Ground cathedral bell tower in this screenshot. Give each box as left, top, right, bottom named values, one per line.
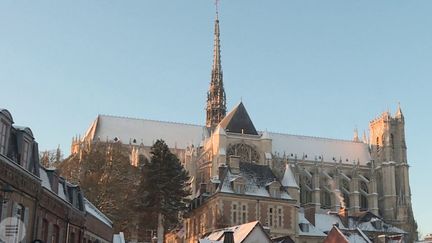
left=206, top=8, right=227, bottom=130
left=369, top=104, right=416, bottom=241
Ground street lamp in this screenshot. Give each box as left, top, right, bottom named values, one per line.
left=1, top=183, right=14, bottom=203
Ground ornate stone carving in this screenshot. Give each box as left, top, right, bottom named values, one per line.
left=227, top=143, right=259, bottom=163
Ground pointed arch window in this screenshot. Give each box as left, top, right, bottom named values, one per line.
left=360, top=181, right=369, bottom=211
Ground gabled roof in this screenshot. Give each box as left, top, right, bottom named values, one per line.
left=219, top=102, right=258, bottom=135
left=200, top=221, right=272, bottom=243
left=324, top=226, right=372, bottom=243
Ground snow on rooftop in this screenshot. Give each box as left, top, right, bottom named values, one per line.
left=269, top=132, right=371, bottom=165
left=314, top=212, right=347, bottom=232
left=84, top=198, right=113, bottom=227
left=86, top=115, right=206, bottom=149
left=202, top=221, right=260, bottom=243
left=58, top=183, right=67, bottom=201
left=281, top=163, right=298, bottom=188
left=346, top=233, right=370, bottom=243
left=297, top=213, right=327, bottom=237
left=39, top=168, right=51, bottom=190
left=82, top=115, right=372, bottom=165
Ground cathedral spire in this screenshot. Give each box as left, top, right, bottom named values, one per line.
left=206, top=1, right=226, bottom=129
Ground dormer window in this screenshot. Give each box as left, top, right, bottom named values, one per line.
left=0, top=121, right=8, bottom=154
left=232, top=177, right=246, bottom=194
left=21, top=140, right=31, bottom=169
left=267, top=181, right=281, bottom=198
left=0, top=109, right=13, bottom=156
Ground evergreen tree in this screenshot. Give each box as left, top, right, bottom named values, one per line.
left=137, top=139, right=190, bottom=242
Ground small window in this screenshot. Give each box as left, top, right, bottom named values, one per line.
left=21, top=141, right=30, bottom=169
left=0, top=121, right=8, bottom=154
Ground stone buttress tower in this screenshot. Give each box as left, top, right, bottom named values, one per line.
left=369, top=104, right=417, bottom=240
left=206, top=11, right=226, bottom=130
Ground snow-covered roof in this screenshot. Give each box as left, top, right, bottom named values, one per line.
left=82, top=115, right=372, bottom=165
left=314, top=212, right=347, bottom=232
left=201, top=221, right=265, bottom=243
left=298, top=212, right=327, bottom=237
left=39, top=168, right=52, bottom=190
left=269, top=132, right=371, bottom=165
left=281, top=163, right=298, bottom=188
left=58, top=183, right=67, bottom=201
left=84, top=115, right=206, bottom=149
left=84, top=198, right=113, bottom=227
left=220, top=162, right=292, bottom=199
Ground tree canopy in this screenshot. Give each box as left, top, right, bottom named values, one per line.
left=137, top=139, right=191, bottom=229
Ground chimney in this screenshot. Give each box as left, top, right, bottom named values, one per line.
left=223, top=230, right=234, bottom=243
left=200, top=183, right=207, bottom=195
left=229, top=155, right=240, bottom=174
left=219, top=164, right=228, bottom=181
left=304, top=203, right=316, bottom=226
left=338, top=207, right=348, bottom=227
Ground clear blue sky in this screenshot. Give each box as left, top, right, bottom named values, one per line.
left=1, top=0, right=431, bottom=237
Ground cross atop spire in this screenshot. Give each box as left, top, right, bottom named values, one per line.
left=206, top=1, right=226, bottom=129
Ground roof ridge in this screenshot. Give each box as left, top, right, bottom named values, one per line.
left=98, top=114, right=204, bottom=128
left=266, top=130, right=365, bottom=144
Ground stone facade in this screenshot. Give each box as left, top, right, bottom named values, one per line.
left=0, top=108, right=113, bottom=243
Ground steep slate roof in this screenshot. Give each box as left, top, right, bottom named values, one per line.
left=218, top=102, right=258, bottom=135
left=281, top=163, right=299, bottom=188
left=219, top=162, right=292, bottom=199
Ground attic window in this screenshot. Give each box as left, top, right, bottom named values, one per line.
left=0, top=120, right=9, bottom=155
left=21, top=140, right=31, bottom=169
left=114, top=137, right=119, bottom=142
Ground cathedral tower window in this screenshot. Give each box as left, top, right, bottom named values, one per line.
left=376, top=137, right=380, bottom=153
left=360, top=181, right=369, bottom=211
left=227, top=143, right=260, bottom=163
